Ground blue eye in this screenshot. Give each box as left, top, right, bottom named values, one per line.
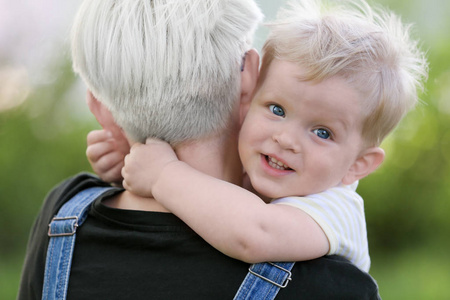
left=269, top=104, right=285, bottom=117
left=313, top=128, right=331, bottom=139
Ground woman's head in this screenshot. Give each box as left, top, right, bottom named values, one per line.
left=72, top=0, right=263, bottom=144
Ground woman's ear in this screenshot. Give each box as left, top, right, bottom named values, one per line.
left=86, top=90, right=125, bottom=138
left=239, top=49, right=259, bottom=124
left=342, top=147, right=385, bottom=185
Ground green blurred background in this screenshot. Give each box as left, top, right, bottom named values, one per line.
left=1, top=0, right=449, bottom=299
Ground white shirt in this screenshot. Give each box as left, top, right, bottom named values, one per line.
left=271, top=182, right=370, bottom=272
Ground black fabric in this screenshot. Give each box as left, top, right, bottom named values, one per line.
left=18, top=173, right=381, bottom=300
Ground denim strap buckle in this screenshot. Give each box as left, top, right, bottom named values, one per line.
left=248, top=262, right=292, bottom=288
left=48, top=216, right=79, bottom=237
left=42, top=186, right=115, bottom=300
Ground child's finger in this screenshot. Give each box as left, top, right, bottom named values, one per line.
left=94, top=151, right=125, bottom=174
left=121, top=166, right=130, bottom=189
left=145, top=137, right=166, bottom=145
left=86, top=141, right=115, bottom=163
left=99, top=161, right=124, bottom=184
left=87, top=130, right=112, bottom=145
left=145, top=138, right=172, bottom=154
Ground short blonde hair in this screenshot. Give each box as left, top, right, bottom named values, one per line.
left=260, top=0, right=428, bottom=146
left=72, top=0, right=263, bottom=144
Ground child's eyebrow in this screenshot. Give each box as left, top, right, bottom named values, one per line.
left=308, top=110, right=353, bottom=133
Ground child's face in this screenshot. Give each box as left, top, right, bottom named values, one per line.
left=238, top=59, right=366, bottom=198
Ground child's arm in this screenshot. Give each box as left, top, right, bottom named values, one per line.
left=122, top=139, right=329, bottom=263
left=86, top=129, right=130, bottom=185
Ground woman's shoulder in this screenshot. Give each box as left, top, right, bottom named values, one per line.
left=35, top=173, right=109, bottom=232
left=47, top=172, right=109, bottom=208
left=286, top=255, right=380, bottom=299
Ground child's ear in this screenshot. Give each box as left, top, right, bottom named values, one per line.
left=342, top=147, right=385, bottom=185
left=86, top=90, right=125, bottom=138
left=240, top=49, right=259, bottom=124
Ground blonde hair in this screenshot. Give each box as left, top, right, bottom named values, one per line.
left=72, top=0, right=263, bottom=144
left=260, top=0, right=428, bottom=146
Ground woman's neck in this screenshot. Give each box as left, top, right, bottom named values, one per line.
left=106, top=129, right=243, bottom=212
left=175, top=131, right=243, bottom=187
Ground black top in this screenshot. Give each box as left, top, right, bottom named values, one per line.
left=18, top=173, right=381, bottom=299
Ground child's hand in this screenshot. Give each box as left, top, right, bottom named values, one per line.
left=86, top=129, right=130, bottom=185
left=122, top=138, right=179, bottom=198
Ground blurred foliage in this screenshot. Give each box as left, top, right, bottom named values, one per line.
left=1, top=1, right=450, bottom=299
left=0, top=60, right=98, bottom=299
left=360, top=37, right=450, bottom=253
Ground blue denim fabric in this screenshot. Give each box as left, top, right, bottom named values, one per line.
left=234, top=262, right=295, bottom=300
left=42, top=187, right=113, bottom=300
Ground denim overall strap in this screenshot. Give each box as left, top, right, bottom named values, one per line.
left=234, top=262, right=295, bottom=300
left=42, top=186, right=113, bottom=300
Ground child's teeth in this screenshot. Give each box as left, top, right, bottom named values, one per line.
left=269, top=156, right=289, bottom=169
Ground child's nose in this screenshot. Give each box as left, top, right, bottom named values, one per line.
left=272, top=129, right=301, bottom=153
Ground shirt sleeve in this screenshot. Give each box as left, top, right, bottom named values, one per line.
left=271, top=183, right=371, bottom=272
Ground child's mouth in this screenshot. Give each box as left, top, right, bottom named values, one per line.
left=266, top=155, right=292, bottom=171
